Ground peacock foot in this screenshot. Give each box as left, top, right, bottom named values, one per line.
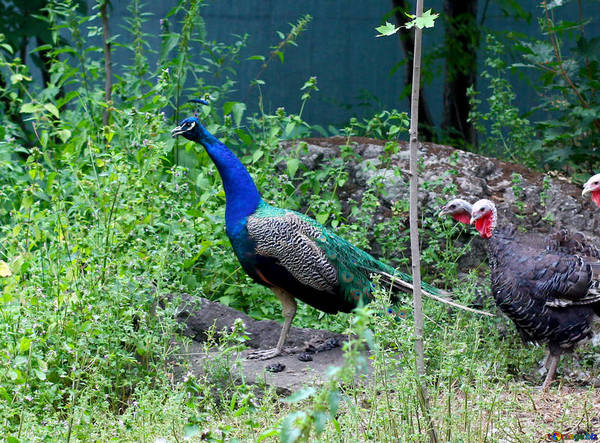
left=246, top=348, right=282, bottom=360
left=246, top=347, right=296, bottom=360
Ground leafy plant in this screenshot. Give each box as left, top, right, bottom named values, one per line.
left=468, top=35, right=537, bottom=166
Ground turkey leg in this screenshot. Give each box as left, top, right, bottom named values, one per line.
left=541, top=352, right=560, bottom=391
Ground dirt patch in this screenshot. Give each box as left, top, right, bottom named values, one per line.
left=174, top=295, right=362, bottom=394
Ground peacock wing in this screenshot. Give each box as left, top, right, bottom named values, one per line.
left=248, top=205, right=388, bottom=306
left=246, top=209, right=339, bottom=294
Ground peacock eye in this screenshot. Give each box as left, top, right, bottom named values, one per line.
left=450, top=204, right=455, bottom=209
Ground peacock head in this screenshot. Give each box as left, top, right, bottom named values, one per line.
left=171, top=116, right=205, bottom=142
left=469, top=199, right=497, bottom=239
left=439, top=198, right=472, bottom=225
left=171, top=99, right=211, bottom=143
left=582, top=173, right=600, bottom=208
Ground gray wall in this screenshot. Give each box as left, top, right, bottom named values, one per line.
left=102, top=0, right=599, bottom=129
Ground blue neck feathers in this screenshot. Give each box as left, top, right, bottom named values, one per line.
left=193, top=129, right=262, bottom=231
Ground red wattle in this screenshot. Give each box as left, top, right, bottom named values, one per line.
left=592, top=190, right=600, bottom=209
left=453, top=212, right=472, bottom=225
left=475, top=214, right=493, bottom=238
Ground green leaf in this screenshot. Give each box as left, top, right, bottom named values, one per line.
left=20, top=103, right=40, bottom=114
left=286, top=158, right=300, bottom=178
left=314, top=411, right=329, bottom=434
left=183, top=424, right=199, bottom=438
left=0, top=260, right=11, bottom=277
left=235, top=128, right=253, bottom=145
left=283, top=387, right=315, bottom=403
left=19, top=337, right=31, bottom=353
left=252, top=149, right=264, bottom=163
left=375, top=21, right=400, bottom=37
left=284, top=122, right=296, bottom=137
left=280, top=411, right=306, bottom=443
left=44, top=103, right=59, bottom=118
left=316, top=213, right=329, bottom=225
left=247, top=55, right=265, bottom=61
left=34, top=369, right=46, bottom=380
left=232, top=102, right=246, bottom=127
left=407, top=9, right=439, bottom=29
left=1, top=43, right=14, bottom=54
left=328, top=390, right=341, bottom=416
left=56, top=129, right=71, bottom=143
left=223, top=101, right=235, bottom=115
left=9, top=73, right=23, bottom=84
left=257, top=429, right=278, bottom=442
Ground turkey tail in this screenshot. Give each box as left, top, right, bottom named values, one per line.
left=376, top=270, right=494, bottom=317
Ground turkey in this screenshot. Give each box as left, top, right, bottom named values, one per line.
left=171, top=113, right=484, bottom=360
left=468, top=199, right=600, bottom=390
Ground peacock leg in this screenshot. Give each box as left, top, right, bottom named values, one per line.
left=247, top=288, right=297, bottom=360
left=541, top=352, right=560, bottom=391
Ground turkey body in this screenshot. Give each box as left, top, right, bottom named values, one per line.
left=545, top=228, right=600, bottom=259
left=488, top=227, right=600, bottom=355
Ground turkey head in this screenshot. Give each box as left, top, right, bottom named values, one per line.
left=439, top=198, right=472, bottom=225
left=469, top=199, right=497, bottom=239
left=582, top=173, right=600, bottom=208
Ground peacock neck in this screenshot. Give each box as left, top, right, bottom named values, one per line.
left=199, top=133, right=262, bottom=232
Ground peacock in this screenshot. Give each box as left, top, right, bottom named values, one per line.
left=171, top=110, right=487, bottom=360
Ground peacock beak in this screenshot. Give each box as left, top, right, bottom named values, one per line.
left=469, top=215, right=477, bottom=225
left=438, top=206, right=449, bottom=217
left=171, top=125, right=185, bottom=137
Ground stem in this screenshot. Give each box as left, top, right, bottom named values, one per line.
left=100, top=0, right=113, bottom=126
left=542, top=1, right=585, bottom=107
left=409, top=0, right=425, bottom=384
left=408, top=1, right=439, bottom=441
left=101, top=182, right=121, bottom=284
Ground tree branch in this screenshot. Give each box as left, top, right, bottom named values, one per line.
left=408, top=1, right=439, bottom=441
left=391, top=0, right=435, bottom=141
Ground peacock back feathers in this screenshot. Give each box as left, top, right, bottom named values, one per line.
left=247, top=202, right=441, bottom=308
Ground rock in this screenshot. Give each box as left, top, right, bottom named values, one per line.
left=298, top=352, right=313, bottom=362
left=266, top=362, right=286, bottom=373
left=176, top=295, right=347, bottom=350
left=280, top=137, right=600, bottom=272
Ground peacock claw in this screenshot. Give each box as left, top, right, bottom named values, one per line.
left=246, top=347, right=295, bottom=360
left=246, top=348, right=281, bottom=360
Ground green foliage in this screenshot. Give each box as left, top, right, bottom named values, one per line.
left=471, top=1, right=600, bottom=173
left=375, top=9, right=439, bottom=37
left=516, top=0, right=600, bottom=171
left=468, top=35, right=538, bottom=166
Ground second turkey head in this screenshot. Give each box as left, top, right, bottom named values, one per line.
left=470, top=199, right=497, bottom=239
left=439, top=198, right=472, bottom=225
left=582, top=173, right=600, bottom=208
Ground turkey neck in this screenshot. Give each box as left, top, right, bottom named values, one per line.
left=484, top=227, right=517, bottom=278
left=196, top=132, right=262, bottom=233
